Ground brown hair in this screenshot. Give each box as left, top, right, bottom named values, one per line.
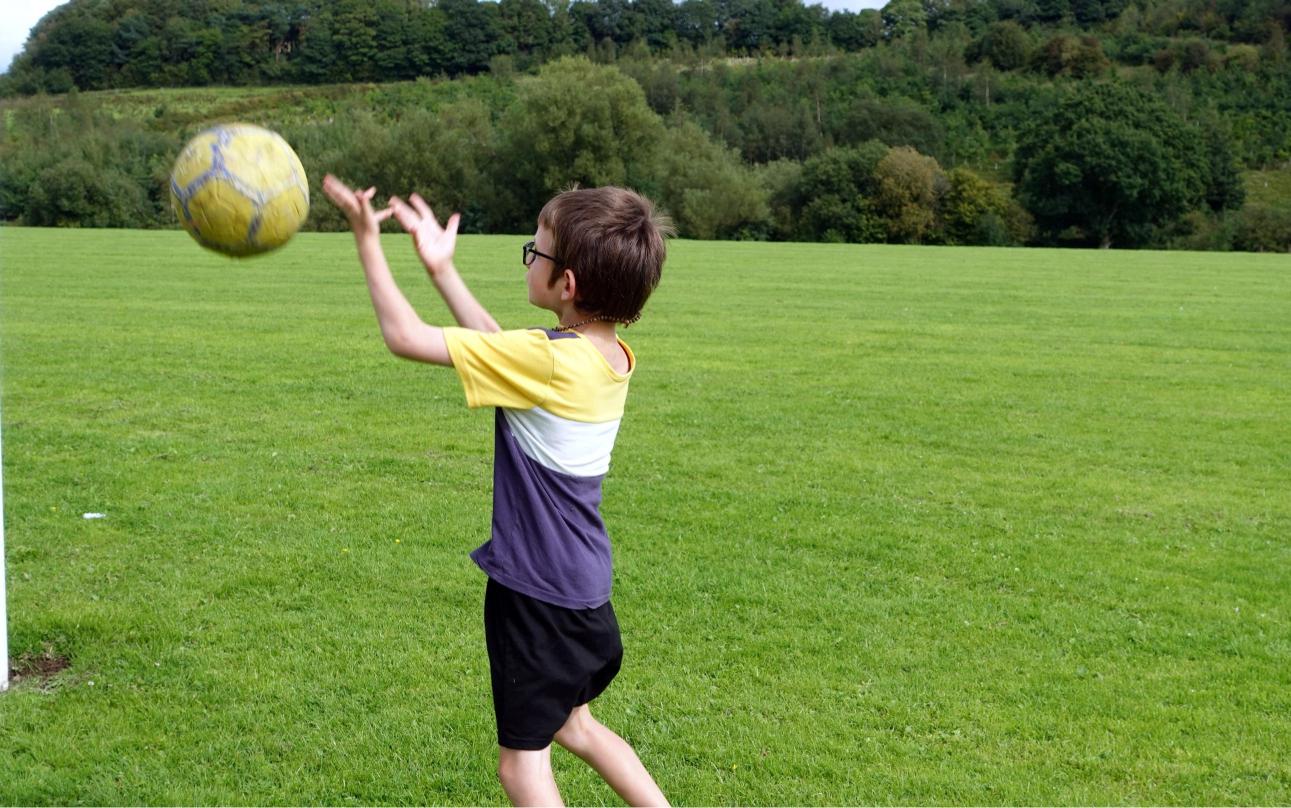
left=538, top=186, right=673, bottom=325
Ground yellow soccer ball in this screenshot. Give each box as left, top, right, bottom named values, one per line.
left=170, top=123, right=309, bottom=257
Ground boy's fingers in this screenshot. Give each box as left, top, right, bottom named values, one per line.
left=352, top=186, right=373, bottom=208
left=445, top=213, right=461, bottom=240
left=387, top=197, right=420, bottom=230
left=409, top=193, right=436, bottom=223
left=388, top=196, right=414, bottom=217
left=321, top=183, right=354, bottom=210
left=374, top=207, right=394, bottom=223
left=323, top=174, right=354, bottom=200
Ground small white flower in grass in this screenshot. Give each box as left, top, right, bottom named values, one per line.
left=83, top=513, right=106, bottom=519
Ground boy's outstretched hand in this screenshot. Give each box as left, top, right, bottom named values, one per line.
left=387, top=194, right=460, bottom=278
left=322, top=174, right=392, bottom=239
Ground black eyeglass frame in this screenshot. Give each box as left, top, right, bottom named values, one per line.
left=523, top=240, right=563, bottom=267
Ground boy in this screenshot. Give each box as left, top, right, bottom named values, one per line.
left=322, top=174, right=671, bottom=808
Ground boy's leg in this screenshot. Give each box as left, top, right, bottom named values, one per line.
left=553, top=704, right=669, bottom=807
left=497, top=745, right=563, bottom=807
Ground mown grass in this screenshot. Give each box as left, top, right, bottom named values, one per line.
left=1, top=228, right=1288, bottom=805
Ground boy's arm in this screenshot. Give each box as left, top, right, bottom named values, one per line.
left=388, top=194, right=501, bottom=334
left=323, top=175, right=452, bottom=366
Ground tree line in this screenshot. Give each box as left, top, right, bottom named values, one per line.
left=3, top=0, right=1288, bottom=94
left=4, top=56, right=1287, bottom=249
left=1, top=0, right=1289, bottom=250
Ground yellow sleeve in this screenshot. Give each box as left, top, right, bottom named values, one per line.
left=442, top=328, right=554, bottom=410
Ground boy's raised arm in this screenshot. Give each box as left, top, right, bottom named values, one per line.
left=388, top=194, right=501, bottom=334
left=323, top=174, right=453, bottom=366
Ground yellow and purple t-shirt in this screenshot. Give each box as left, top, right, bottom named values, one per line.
left=443, top=327, right=634, bottom=609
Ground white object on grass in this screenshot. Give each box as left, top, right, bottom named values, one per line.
left=83, top=513, right=106, bottom=520
left=1, top=416, right=8, bottom=692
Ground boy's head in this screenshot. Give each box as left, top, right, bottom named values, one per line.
left=535, top=186, right=673, bottom=325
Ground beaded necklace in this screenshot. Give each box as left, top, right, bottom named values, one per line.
left=553, top=312, right=641, bottom=332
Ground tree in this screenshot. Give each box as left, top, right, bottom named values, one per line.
left=676, top=0, right=720, bottom=46
left=1028, top=0, right=1070, bottom=24
left=653, top=116, right=769, bottom=239
left=332, top=0, right=380, bottom=81
left=882, top=0, right=928, bottom=40
left=873, top=145, right=944, bottom=243
left=1201, top=126, right=1246, bottom=213
left=629, top=0, right=680, bottom=50
left=32, top=13, right=115, bottom=90
left=738, top=99, right=822, bottom=161
left=406, top=7, right=451, bottom=77
left=828, top=95, right=945, bottom=161
left=293, top=10, right=338, bottom=83
left=755, top=158, right=803, bottom=240
left=827, top=10, right=880, bottom=50
left=1030, top=34, right=1109, bottom=77
left=793, top=141, right=889, bottom=242
left=1012, top=82, right=1207, bottom=248
left=159, top=18, right=224, bottom=85
left=496, top=57, right=665, bottom=229
left=968, top=20, right=1029, bottom=70
left=441, top=0, right=502, bottom=74
left=497, top=0, right=556, bottom=64
left=939, top=166, right=1027, bottom=245
left=721, top=0, right=779, bottom=53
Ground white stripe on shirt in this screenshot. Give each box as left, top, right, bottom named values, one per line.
left=502, top=406, right=621, bottom=477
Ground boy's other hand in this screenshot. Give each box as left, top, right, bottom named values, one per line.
left=388, top=194, right=460, bottom=277
left=322, top=174, right=392, bottom=239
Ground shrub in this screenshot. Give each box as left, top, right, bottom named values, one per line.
left=1232, top=205, right=1291, bottom=252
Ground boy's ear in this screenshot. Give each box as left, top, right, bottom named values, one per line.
left=559, top=268, right=578, bottom=302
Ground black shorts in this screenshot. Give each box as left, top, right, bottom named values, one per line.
left=483, top=578, right=623, bottom=750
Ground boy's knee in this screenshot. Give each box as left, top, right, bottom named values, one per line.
left=554, top=705, right=598, bottom=755
left=497, top=746, right=546, bottom=784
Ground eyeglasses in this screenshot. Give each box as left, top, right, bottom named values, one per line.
left=523, top=240, right=562, bottom=267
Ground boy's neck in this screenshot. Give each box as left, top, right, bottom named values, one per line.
left=554, top=307, right=616, bottom=339
left=556, top=316, right=617, bottom=340
left=572, top=319, right=618, bottom=342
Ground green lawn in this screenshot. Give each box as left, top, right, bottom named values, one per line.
left=1, top=228, right=1288, bottom=805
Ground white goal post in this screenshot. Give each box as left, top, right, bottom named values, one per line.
left=1, top=416, right=8, bottom=692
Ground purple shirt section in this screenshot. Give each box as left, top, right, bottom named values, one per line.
left=470, top=408, right=614, bottom=609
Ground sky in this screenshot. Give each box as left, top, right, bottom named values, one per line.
left=1, top=0, right=886, bottom=76
left=2, top=0, right=64, bottom=74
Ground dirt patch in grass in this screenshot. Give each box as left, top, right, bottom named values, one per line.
left=7, top=644, right=72, bottom=690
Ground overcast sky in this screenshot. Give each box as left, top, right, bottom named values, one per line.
left=2, top=0, right=887, bottom=75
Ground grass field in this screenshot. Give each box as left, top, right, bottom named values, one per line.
left=1, top=228, right=1288, bottom=804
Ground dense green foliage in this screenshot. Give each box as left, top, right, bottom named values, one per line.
left=3, top=229, right=1290, bottom=802
left=1013, top=82, right=1216, bottom=247
left=1, top=0, right=1289, bottom=249
left=5, top=0, right=1289, bottom=95
left=0, top=59, right=1040, bottom=246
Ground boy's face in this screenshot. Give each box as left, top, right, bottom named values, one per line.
left=525, top=224, right=563, bottom=311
